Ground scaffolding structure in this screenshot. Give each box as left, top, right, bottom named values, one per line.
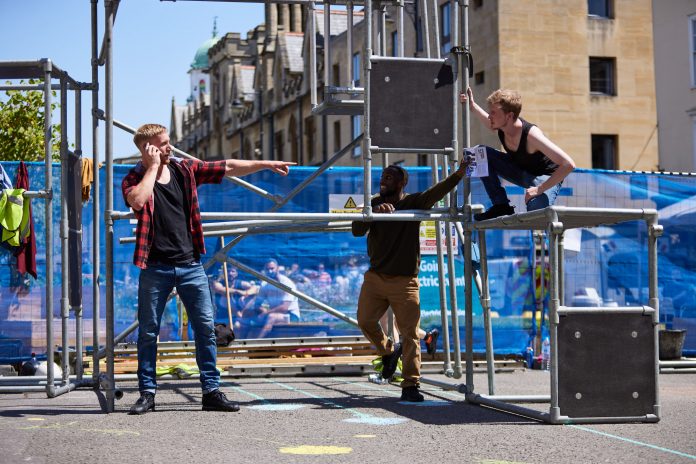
left=0, top=59, right=112, bottom=396
left=1, top=0, right=662, bottom=424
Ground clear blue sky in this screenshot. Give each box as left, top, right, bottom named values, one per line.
left=0, top=0, right=263, bottom=160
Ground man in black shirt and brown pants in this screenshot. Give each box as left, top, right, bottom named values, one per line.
left=352, top=163, right=466, bottom=402
left=460, top=87, right=576, bottom=221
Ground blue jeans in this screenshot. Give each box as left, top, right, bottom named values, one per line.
left=468, top=145, right=562, bottom=211
left=137, top=261, right=219, bottom=393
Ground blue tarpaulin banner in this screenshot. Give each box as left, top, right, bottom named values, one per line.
left=1, top=161, right=695, bottom=360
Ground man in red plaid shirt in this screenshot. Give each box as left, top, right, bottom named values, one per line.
left=122, top=123, right=293, bottom=415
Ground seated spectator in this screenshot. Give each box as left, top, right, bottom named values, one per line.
left=210, top=267, right=258, bottom=327
left=314, top=263, right=332, bottom=286
left=286, top=262, right=309, bottom=285
left=239, top=259, right=300, bottom=338
left=337, top=257, right=363, bottom=287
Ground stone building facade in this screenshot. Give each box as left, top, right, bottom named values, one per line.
left=652, top=0, right=696, bottom=172
left=172, top=0, right=658, bottom=171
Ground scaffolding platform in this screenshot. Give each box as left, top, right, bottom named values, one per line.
left=471, top=206, right=656, bottom=231
left=312, top=98, right=364, bottom=116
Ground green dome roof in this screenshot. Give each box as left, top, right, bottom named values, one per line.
left=191, top=35, right=220, bottom=70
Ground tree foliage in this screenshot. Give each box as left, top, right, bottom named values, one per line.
left=0, top=79, right=61, bottom=162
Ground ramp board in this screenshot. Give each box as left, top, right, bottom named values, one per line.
left=369, top=59, right=454, bottom=150
left=557, top=311, right=657, bottom=418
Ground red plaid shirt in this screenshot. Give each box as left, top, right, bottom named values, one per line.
left=121, top=158, right=227, bottom=269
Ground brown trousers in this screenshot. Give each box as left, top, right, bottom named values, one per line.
left=357, top=270, right=421, bottom=388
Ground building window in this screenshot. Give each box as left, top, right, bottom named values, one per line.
left=690, top=15, right=696, bottom=88
left=243, top=139, right=252, bottom=160
left=351, top=115, right=362, bottom=157
left=474, top=71, right=485, bottom=85
left=589, top=57, right=616, bottom=95
left=289, top=116, right=299, bottom=164
left=333, top=120, right=341, bottom=152
left=332, top=63, right=340, bottom=87
left=588, top=0, right=613, bottom=19
left=592, top=134, right=618, bottom=170
left=304, top=116, right=315, bottom=160
left=352, top=52, right=361, bottom=87
left=391, top=31, right=398, bottom=57
left=440, top=2, right=451, bottom=55
left=274, top=130, right=284, bottom=160
left=416, top=17, right=423, bottom=53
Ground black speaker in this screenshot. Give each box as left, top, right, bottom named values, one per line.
left=370, top=59, right=454, bottom=150
left=557, top=311, right=656, bottom=418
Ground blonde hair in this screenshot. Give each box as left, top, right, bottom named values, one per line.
left=133, top=124, right=167, bottom=148
left=487, top=89, right=522, bottom=120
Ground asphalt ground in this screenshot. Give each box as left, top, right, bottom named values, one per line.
left=1, top=370, right=695, bottom=464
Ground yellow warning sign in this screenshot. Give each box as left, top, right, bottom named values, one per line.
left=329, top=194, right=362, bottom=213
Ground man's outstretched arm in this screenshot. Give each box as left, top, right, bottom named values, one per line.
left=225, top=159, right=295, bottom=177
left=460, top=87, right=493, bottom=131
left=415, top=162, right=467, bottom=209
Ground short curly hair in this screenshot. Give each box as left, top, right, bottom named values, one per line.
left=487, top=89, right=522, bottom=120
left=385, top=164, right=409, bottom=186
left=133, top=123, right=167, bottom=148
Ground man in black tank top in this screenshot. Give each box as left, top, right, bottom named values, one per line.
left=460, top=88, right=576, bottom=221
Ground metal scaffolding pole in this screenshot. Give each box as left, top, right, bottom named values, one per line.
left=59, top=74, right=70, bottom=385
left=43, top=61, right=56, bottom=395
left=104, top=0, right=118, bottom=413
left=90, top=0, right=102, bottom=385
left=74, top=86, right=85, bottom=381
left=363, top=0, right=373, bottom=216
left=432, top=157, right=452, bottom=374
left=478, top=229, right=495, bottom=395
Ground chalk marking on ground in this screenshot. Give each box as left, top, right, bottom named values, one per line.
left=279, top=445, right=352, bottom=455
left=222, top=382, right=306, bottom=411
left=265, top=379, right=408, bottom=425
left=568, top=424, right=696, bottom=461
left=336, top=378, right=452, bottom=406
left=16, top=421, right=139, bottom=436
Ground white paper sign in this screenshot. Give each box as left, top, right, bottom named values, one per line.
left=563, top=228, right=582, bottom=253
left=464, top=145, right=489, bottom=178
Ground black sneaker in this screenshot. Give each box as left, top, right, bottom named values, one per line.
left=381, top=342, right=402, bottom=380
left=129, top=392, right=155, bottom=415
left=202, top=390, right=240, bottom=412
left=400, top=386, right=425, bottom=402
left=473, top=203, right=515, bottom=221
left=424, top=329, right=439, bottom=356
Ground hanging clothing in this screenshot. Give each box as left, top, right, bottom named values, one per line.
left=0, top=163, right=12, bottom=190
left=0, top=188, right=29, bottom=247
left=81, top=157, right=94, bottom=203
left=14, top=162, right=37, bottom=279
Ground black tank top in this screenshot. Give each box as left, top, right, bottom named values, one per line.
left=148, top=164, right=196, bottom=265
left=497, top=119, right=557, bottom=176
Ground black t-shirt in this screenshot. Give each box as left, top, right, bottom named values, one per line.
left=148, top=164, right=196, bottom=265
